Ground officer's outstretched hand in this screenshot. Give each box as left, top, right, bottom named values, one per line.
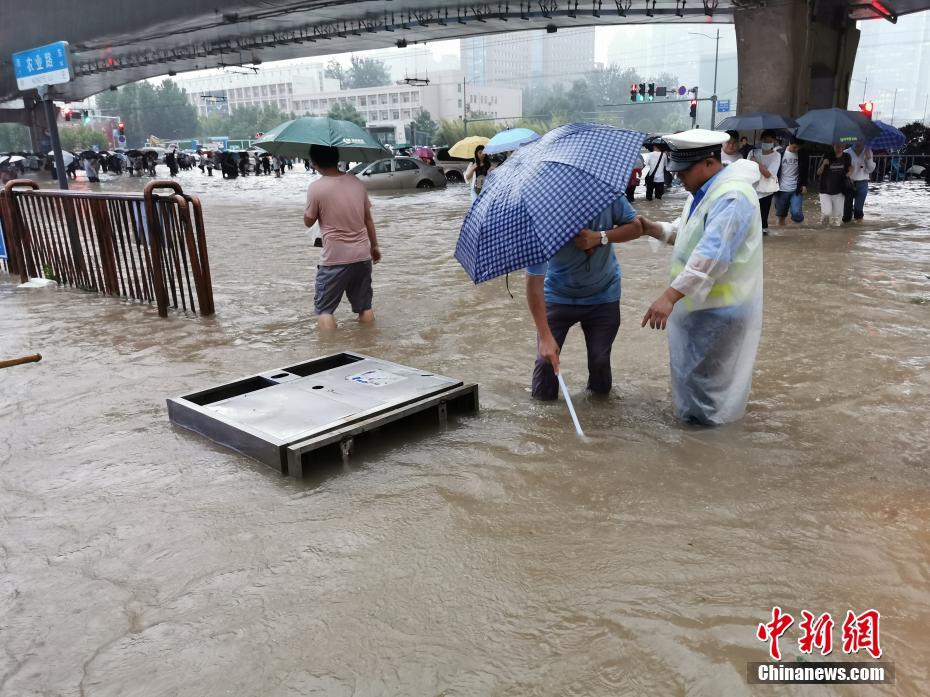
left=642, top=288, right=685, bottom=330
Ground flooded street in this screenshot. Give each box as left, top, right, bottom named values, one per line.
left=2, top=168, right=929, bottom=696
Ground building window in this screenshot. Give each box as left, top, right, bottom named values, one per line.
left=402, top=109, right=411, bottom=120
left=402, top=92, right=410, bottom=103
left=261, top=85, right=268, bottom=96
left=392, top=110, right=400, bottom=120
left=380, top=110, right=389, bottom=120
left=391, top=93, right=399, bottom=104
left=379, top=94, right=388, bottom=104
left=458, top=99, right=462, bottom=108
left=359, top=95, right=367, bottom=106
left=411, top=93, right=419, bottom=104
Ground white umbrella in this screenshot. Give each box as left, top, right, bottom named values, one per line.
left=48, top=150, right=75, bottom=166
left=6, top=155, right=25, bottom=164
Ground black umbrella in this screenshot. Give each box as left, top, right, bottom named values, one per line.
left=795, top=108, right=881, bottom=146
left=79, top=150, right=100, bottom=159
left=126, top=149, right=143, bottom=157
left=717, top=112, right=798, bottom=132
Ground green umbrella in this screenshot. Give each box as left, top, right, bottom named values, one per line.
left=253, top=117, right=389, bottom=162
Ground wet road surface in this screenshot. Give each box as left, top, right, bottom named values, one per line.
left=2, top=168, right=929, bottom=696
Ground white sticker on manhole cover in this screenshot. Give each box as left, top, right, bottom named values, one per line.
left=346, top=369, right=405, bottom=387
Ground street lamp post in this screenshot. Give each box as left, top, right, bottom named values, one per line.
left=890, top=88, right=899, bottom=126
left=689, top=29, right=720, bottom=129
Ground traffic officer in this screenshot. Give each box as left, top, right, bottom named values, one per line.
left=639, top=129, right=764, bottom=425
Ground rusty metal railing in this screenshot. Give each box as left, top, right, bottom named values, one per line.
left=0, top=180, right=213, bottom=317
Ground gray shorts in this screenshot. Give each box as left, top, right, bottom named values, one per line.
left=314, top=260, right=373, bottom=315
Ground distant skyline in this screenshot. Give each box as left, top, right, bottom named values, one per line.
left=155, top=19, right=929, bottom=126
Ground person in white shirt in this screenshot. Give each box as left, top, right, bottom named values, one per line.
left=750, top=130, right=783, bottom=235
left=721, top=130, right=743, bottom=165
left=643, top=144, right=668, bottom=200
left=774, top=137, right=808, bottom=225
left=842, top=142, right=875, bottom=223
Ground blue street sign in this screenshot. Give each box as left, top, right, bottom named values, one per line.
left=12, top=41, right=73, bottom=91
left=0, top=222, right=7, bottom=260
left=717, top=99, right=731, bottom=113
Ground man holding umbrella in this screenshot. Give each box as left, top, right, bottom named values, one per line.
left=639, top=129, right=764, bottom=425
left=528, top=197, right=643, bottom=400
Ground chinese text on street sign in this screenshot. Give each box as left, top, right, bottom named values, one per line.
left=717, top=99, right=731, bottom=113
left=12, top=41, right=73, bottom=91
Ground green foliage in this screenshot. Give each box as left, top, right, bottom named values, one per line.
left=324, top=56, right=390, bottom=89
left=407, top=109, right=438, bottom=144
left=345, top=56, right=391, bottom=88
left=434, top=118, right=499, bottom=145
left=0, top=123, right=31, bottom=151
left=523, top=65, right=684, bottom=132
left=193, top=104, right=295, bottom=141
left=324, top=59, right=346, bottom=88
left=93, top=79, right=198, bottom=147
left=900, top=121, right=930, bottom=155
left=327, top=101, right=366, bottom=128
left=58, top=123, right=108, bottom=151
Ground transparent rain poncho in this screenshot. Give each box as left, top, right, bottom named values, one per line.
left=657, top=160, right=764, bottom=425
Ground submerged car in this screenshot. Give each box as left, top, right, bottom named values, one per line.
left=350, top=157, right=448, bottom=191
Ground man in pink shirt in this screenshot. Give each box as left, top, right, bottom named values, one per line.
left=304, top=144, right=381, bottom=330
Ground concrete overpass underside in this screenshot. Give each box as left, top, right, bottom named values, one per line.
left=2, top=0, right=929, bottom=121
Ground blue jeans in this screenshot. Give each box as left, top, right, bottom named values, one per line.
left=774, top=190, right=804, bottom=223
left=843, top=179, right=869, bottom=221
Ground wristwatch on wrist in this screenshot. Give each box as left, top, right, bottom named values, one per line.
left=599, top=230, right=609, bottom=246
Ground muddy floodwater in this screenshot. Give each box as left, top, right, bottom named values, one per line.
left=2, top=167, right=929, bottom=697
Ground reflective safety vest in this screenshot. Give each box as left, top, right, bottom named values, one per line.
left=670, top=178, right=763, bottom=312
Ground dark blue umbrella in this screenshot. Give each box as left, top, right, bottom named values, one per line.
left=795, top=108, right=881, bottom=146
left=455, top=123, right=645, bottom=284
left=717, top=112, right=798, bottom=132
left=868, top=120, right=906, bottom=151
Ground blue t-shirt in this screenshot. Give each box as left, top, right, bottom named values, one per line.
left=526, top=195, right=636, bottom=305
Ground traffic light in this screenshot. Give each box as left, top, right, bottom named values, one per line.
left=859, top=101, right=874, bottom=119
left=118, top=122, right=125, bottom=135
left=63, top=108, right=72, bottom=122
left=647, top=83, right=655, bottom=101
left=689, top=99, right=697, bottom=119
left=83, top=112, right=91, bottom=125
left=638, top=83, right=646, bottom=102
left=630, top=84, right=638, bottom=102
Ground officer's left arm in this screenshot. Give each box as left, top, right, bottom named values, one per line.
left=669, top=193, right=756, bottom=304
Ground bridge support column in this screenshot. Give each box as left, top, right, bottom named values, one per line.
left=0, top=97, right=51, bottom=152
left=735, top=0, right=860, bottom=118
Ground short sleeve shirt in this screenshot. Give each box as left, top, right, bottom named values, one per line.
left=526, top=195, right=636, bottom=305
left=305, top=174, right=372, bottom=266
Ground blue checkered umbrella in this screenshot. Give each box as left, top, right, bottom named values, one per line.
left=455, top=123, right=645, bottom=284
left=868, top=120, right=906, bottom=151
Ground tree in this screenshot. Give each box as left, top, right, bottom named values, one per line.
left=407, top=109, right=437, bottom=145
left=327, top=102, right=366, bottom=127
left=154, top=80, right=199, bottom=140
left=324, top=59, right=346, bottom=89
left=346, top=56, right=390, bottom=89
left=900, top=121, right=930, bottom=155
left=0, top=123, right=31, bottom=151
left=58, top=123, right=109, bottom=151
left=92, top=79, right=197, bottom=147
